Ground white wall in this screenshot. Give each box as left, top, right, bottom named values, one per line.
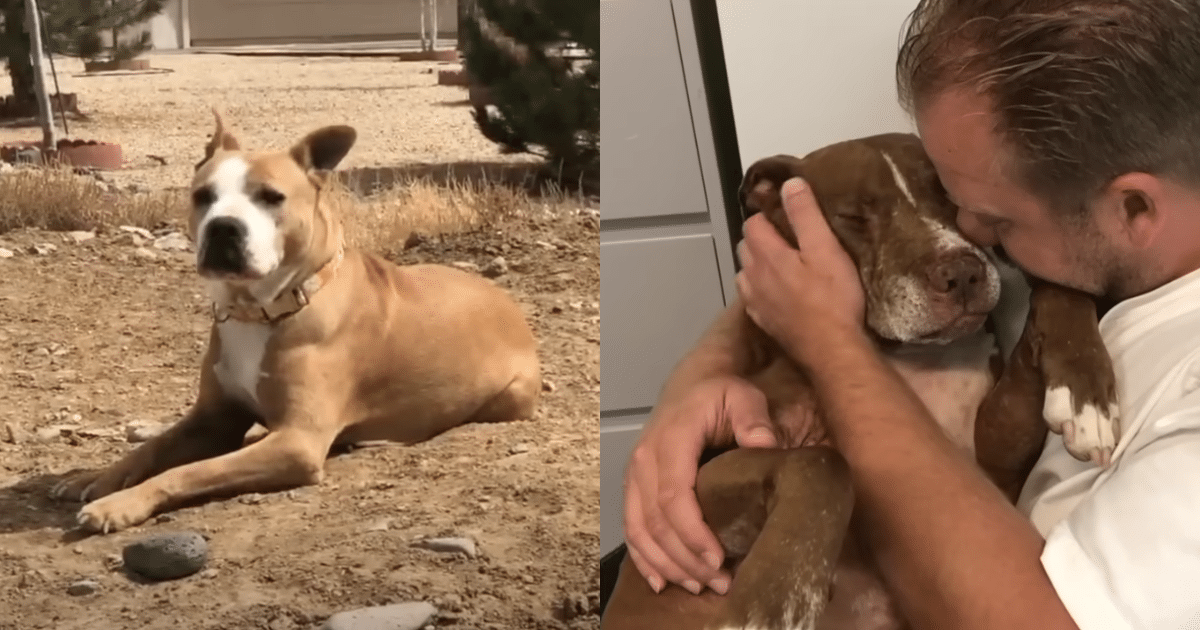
left=715, top=0, right=921, bottom=168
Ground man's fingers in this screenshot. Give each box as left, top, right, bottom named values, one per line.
left=780, top=177, right=840, bottom=255
left=625, top=544, right=664, bottom=593
left=654, top=428, right=727, bottom=582
left=729, top=386, right=777, bottom=448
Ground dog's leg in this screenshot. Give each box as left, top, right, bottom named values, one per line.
left=51, top=398, right=259, bottom=504
left=466, top=358, right=543, bottom=425
left=975, top=312, right=1048, bottom=502
left=1031, top=281, right=1121, bottom=467
left=700, top=447, right=853, bottom=630
left=605, top=448, right=853, bottom=630
left=74, top=422, right=337, bottom=533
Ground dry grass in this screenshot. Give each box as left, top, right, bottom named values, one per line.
left=0, top=166, right=587, bottom=252
left=0, top=167, right=181, bottom=233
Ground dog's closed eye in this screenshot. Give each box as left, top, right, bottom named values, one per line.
left=255, top=187, right=286, bottom=206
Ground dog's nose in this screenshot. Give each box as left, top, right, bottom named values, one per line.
left=929, top=253, right=985, bottom=302
left=200, top=217, right=248, bottom=274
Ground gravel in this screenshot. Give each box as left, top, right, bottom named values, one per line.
left=122, top=531, right=209, bottom=581
left=0, top=53, right=536, bottom=192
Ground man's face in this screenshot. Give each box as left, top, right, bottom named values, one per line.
left=916, top=90, right=1134, bottom=298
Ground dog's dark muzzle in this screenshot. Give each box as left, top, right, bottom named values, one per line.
left=199, top=217, right=249, bottom=275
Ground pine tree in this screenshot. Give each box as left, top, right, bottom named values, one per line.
left=460, top=0, right=599, bottom=190
left=1, top=0, right=165, bottom=112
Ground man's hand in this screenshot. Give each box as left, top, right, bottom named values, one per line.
left=736, top=178, right=866, bottom=360
left=623, top=376, right=781, bottom=596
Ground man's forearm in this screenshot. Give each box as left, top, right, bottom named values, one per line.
left=658, top=298, right=766, bottom=403
left=791, top=326, right=1079, bottom=630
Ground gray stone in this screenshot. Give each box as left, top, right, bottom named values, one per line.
left=152, top=232, right=190, bottom=252
left=66, top=579, right=99, bottom=596
left=122, top=531, right=208, bottom=581
left=322, top=602, right=436, bottom=630
left=65, top=231, right=95, bottom=244
left=482, top=256, right=508, bottom=278
left=411, top=536, right=477, bottom=558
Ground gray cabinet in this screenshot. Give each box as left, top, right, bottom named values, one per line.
left=599, top=0, right=737, bottom=556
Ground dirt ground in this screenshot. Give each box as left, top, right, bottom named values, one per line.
left=0, top=53, right=598, bottom=630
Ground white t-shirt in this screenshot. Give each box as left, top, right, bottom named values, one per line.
left=1016, top=266, right=1200, bottom=629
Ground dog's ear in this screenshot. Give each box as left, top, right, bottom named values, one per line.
left=738, top=154, right=809, bottom=248
left=197, top=107, right=241, bottom=171
left=290, top=125, right=357, bottom=173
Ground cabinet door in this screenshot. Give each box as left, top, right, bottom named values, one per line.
left=600, top=0, right=711, bottom=222
left=600, top=417, right=648, bottom=554
left=600, top=235, right=727, bottom=412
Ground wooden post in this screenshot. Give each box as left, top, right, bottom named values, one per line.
left=23, top=0, right=57, bottom=151
left=430, top=0, right=439, bottom=51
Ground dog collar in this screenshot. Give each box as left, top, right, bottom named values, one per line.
left=213, top=242, right=345, bottom=325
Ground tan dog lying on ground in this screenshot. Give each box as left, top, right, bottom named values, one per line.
left=602, top=133, right=1118, bottom=630
left=50, top=111, right=542, bottom=534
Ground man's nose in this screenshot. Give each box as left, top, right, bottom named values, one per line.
left=955, top=212, right=998, bottom=248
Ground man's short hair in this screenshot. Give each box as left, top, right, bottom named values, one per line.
left=896, top=0, right=1200, bottom=216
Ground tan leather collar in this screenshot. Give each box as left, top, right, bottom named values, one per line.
left=213, top=241, right=345, bottom=325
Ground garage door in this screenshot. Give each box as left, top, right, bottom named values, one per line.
left=190, top=0, right=457, bottom=46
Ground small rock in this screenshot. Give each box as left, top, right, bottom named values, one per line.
left=118, top=225, right=154, bottom=240
left=403, top=231, right=426, bottom=250
left=147, top=154, right=168, bottom=166
left=103, top=554, right=123, bottom=569
left=3, top=422, right=27, bottom=444
left=29, top=243, right=56, bottom=255
left=125, top=421, right=166, bottom=443
left=35, top=427, right=61, bottom=442
left=411, top=536, right=477, bottom=558
left=198, top=568, right=219, bottom=579
left=133, top=247, right=157, bottom=260
left=152, top=232, right=190, bottom=252
left=542, top=379, right=556, bottom=393
left=154, top=513, right=175, bottom=524
left=0, top=162, right=12, bottom=174
left=450, top=261, right=480, bottom=273
left=366, top=519, right=391, bottom=532
left=65, top=230, right=95, bottom=244
left=322, top=602, right=437, bottom=630
left=66, top=579, right=99, bottom=596
left=482, top=256, right=508, bottom=278
left=509, top=443, right=530, bottom=455
left=0, top=248, right=14, bottom=258
left=122, top=531, right=208, bottom=581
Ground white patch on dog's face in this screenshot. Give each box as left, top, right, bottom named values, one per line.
left=195, top=156, right=282, bottom=279
left=880, top=150, right=916, bottom=206
left=866, top=273, right=930, bottom=341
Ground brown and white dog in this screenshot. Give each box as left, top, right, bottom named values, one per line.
left=602, top=133, right=1119, bottom=630
left=50, top=111, right=543, bottom=533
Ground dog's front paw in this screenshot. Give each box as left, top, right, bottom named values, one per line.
left=50, top=470, right=106, bottom=503
left=1043, top=385, right=1120, bottom=468
left=76, top=488, right=156, bottom=534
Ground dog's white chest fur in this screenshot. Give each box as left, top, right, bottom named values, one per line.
left=884, top=331, right=997, bottom=453
left=213, top=320, right=273, bottom=412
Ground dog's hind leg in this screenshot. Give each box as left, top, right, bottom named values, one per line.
left=468, top=356, right=543, bottom=425
left=699, top=447, right=854, bottom=630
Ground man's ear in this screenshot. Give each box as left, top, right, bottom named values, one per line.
left=289, top=125, right=357, bottom=173
left=197, top=107, right=241, bottom=170
left=1102, top=172, right=1164, bottom=250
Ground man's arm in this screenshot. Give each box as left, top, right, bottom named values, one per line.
left=657, top=296, right=770, bottom=403
left=791, top=323, right=1079, bottom=630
